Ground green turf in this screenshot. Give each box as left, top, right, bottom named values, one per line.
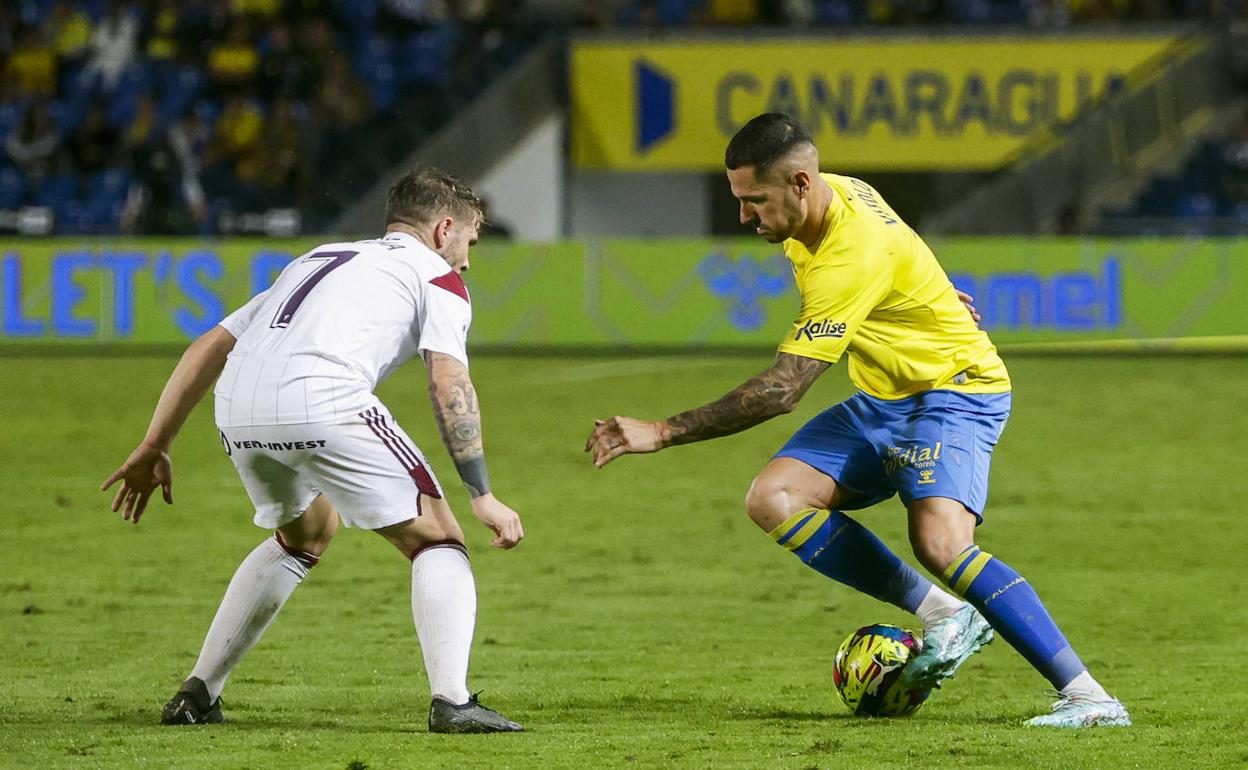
left=2, top=353, right=1246, bottom=769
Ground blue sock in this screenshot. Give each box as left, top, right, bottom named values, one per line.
left=943, top=545, right=1086, bottom=689
left=769, top=508, right=932, bottom=613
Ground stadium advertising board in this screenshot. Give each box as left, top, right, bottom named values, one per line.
left=0, top=238, right=1243, bottom=350
left=571, top=36, right=1179, bottom=171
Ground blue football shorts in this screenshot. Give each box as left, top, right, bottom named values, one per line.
left=774, top=389, right=1012, bottom=522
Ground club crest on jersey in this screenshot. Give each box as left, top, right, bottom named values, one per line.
left=795, top=319, right=847, bottom=342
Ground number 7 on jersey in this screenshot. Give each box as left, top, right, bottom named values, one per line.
left=271, top=250, right=358, bottom=328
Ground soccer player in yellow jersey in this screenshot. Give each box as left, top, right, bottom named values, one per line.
left=586, top=113, right=1128, bottom=728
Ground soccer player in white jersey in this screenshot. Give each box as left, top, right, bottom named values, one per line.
left=102, top=170, right=525, bottom=733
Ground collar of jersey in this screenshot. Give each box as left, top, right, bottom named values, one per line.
left=382, top=231, right=420, bottom=244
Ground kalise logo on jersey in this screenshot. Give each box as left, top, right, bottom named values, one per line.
left=795, top=319, right=847, bottom=341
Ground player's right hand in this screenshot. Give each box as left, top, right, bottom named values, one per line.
left=585, top=416, right=664, bottom=468
left=470, top=494, right=524, bottom=549
left=101, top=441, right=174, bottom=524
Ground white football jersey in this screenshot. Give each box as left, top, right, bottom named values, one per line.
left=214, top=231, right=471, bottom=427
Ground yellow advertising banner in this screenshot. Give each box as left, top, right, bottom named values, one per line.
left=571, top=36, right=1180, bottom=171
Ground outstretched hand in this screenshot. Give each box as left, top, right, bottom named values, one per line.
left=101, top=441, right=174, bottom=524
left=585, top=416, right=664, bottom=468
left=956, top=289, right=981, bottom=325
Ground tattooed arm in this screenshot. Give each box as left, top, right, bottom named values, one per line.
left=426, top=351, right=524, bottom=548
left=585, top=352, right=830, bottom=468
left=427, top=350, right=489, bottom=496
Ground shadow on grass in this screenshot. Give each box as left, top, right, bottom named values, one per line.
left=43, top=705, right=416, bottom=736
left=722, top=707, right=842, bottom=723
left=723, top=705, right=1026, bottom=727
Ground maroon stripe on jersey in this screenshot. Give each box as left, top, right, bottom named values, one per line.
left=363, top=407, right=420, bottom=468
left=376, top=412, right=442, bottom=499
left=430, top=271, right=470, bottom=303
left=362, top=409, right=416, bottom=472
left=360, top=409, right=442, bottom=499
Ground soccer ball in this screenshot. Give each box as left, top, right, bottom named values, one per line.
left=832, top=623, right=931, bottom=717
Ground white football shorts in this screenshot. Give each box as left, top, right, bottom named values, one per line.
left=218, top=399, right=445, bottom=530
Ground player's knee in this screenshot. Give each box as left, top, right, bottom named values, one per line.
left=276, top=522, right=336, bottom=557
left=277, top=496, right=339, bottom=556
left=744, top=475, right=793, bottom=531
left=910, top=533, right=967, bottom=576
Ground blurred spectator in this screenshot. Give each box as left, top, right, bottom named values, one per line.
left=380, top=0, right=451, bottom=36
left=1025, top=0, right=1073, bottom=26
left=709, top=0, right=762, bottom=23
left=45, top=1, right=93, bottom=71
left=253, top=97, right=303, bottom=209
left=10, top=26, right=57, bottom=97
left=122, top=112, right=209, bottom=234
left=780, top=0, right=817, bottom=25
left=6, top=100, right=61, bottom=187
left=201, top=94, right=264, bottom=198
left=316, top=53, right=373, bottom=143
left=125, top=95, right=158, bottom=150
left=144, top=0, right=183, bottom=62
left=233, top=0, right=283, bottom=18
left=258, top=21, right=319, bottom=101
left=207, top=19, right=260, bottom=93
left=67, top=104, right=120, bottom=177
left=82, top=0, right=140, bottom=93
left=174, top=0, right=218, bottom=58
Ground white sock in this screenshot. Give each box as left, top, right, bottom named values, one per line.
left=1060, top=670, right=1111, bottom=701
left=189, top=537, right=312, bottom=701
left=411, top=545, right=476, bottom=705
left=915, top=584, right=966, bottom=626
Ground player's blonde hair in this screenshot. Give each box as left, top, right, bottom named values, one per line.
left=385, top=169, right=483, bottom=229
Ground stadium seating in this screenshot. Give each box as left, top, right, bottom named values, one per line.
left=2, top=0, right=1241, bottom=235
left=0, top=0, right=539, bottom=234
left=1101, top=136, right=1248, bottom=234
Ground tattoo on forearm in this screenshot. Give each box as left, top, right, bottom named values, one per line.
left=447, top=383, right=476, bottom=415
left=665, top=353, right=829, bottom=446
left=427, top=353, right=491, bottom=497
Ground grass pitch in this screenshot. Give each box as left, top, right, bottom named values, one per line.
left=2, top=353, right=1246, bottom=769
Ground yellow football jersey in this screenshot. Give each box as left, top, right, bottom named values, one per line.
left=776, top=174, right=1011, bottom=399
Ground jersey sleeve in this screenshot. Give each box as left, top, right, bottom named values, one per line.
left=417, top=272, right=472, bottom=367
left=217, top=289, right=270, bottom=339
left=776, top=254, right=892, bottom=364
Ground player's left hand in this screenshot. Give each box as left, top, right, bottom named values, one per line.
left=956, top=289, right=981, bottom=325
left=101, top=441, right=174, bottom=524
left=585, top=416, right=664, bottom=468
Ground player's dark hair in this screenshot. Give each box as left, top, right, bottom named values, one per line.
left=386, top=169, right=483, bottom=228
left=725, top=113, right=814, bottom=179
